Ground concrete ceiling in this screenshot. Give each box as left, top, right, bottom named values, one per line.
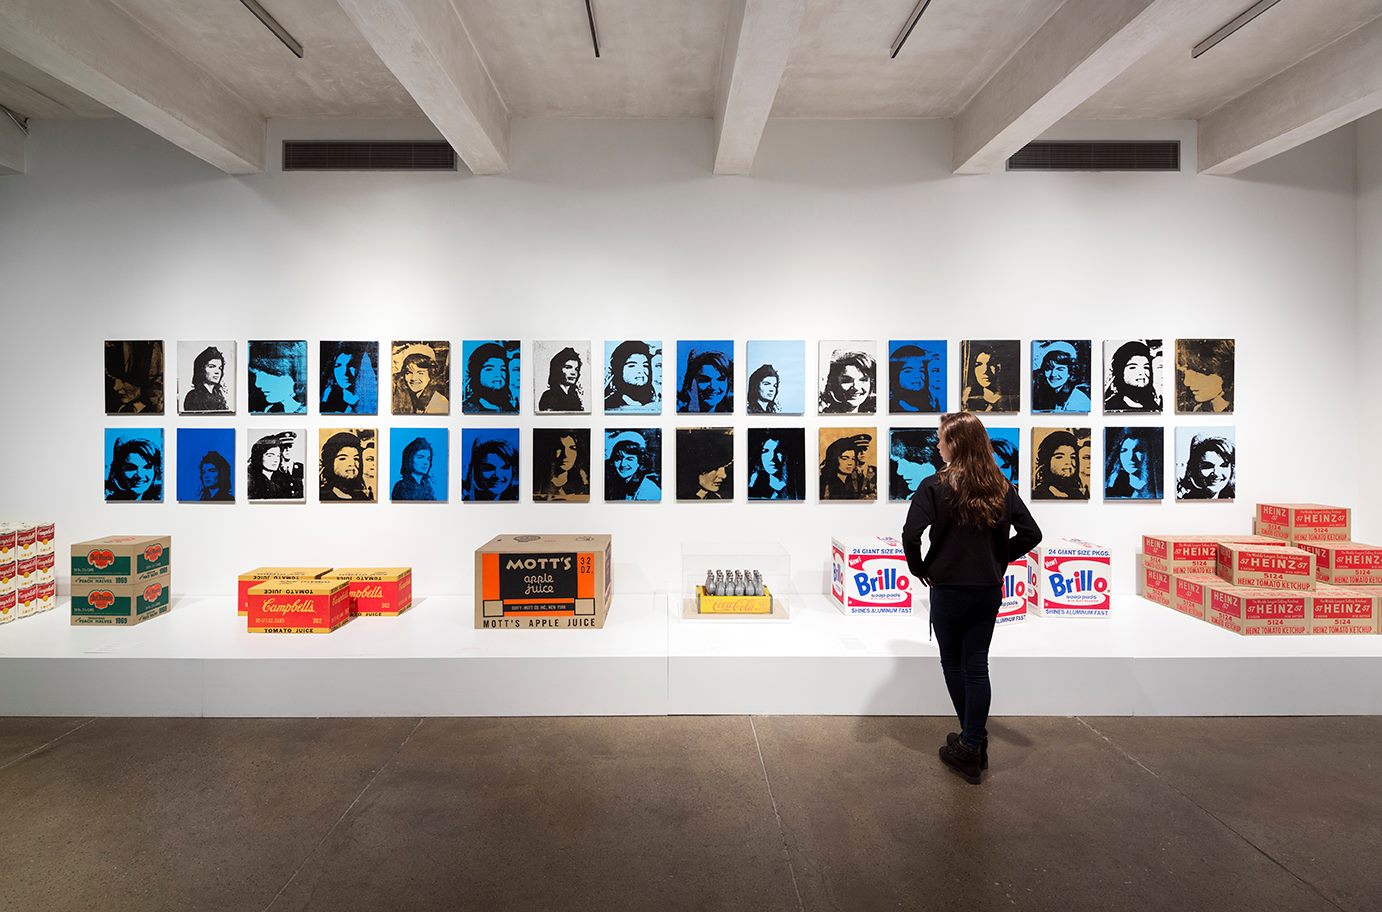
left=0, top=47, right=111, bottom=118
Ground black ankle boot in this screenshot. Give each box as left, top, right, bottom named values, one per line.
left=947, top=732, right=988, bottom=769
left=939, top=738, right=983, bottom=784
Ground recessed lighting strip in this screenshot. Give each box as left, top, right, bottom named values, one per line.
left=1191, top=0, right=1285, bottom=59
left=890, top=0, right=935, bottom=59
left=238, top=0, right=304, bottom=59
left=586, top=0, right=601, bottom=58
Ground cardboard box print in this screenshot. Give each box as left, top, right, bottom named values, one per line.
left=604, top=429, right=662, bottom=502
left=1031, top=340, right=1092, bottom=413
left=532, top=428, right=591, bottom=502
left=603, top=340, right=663, bottom=414
left=105, top=340, right=164, bottom=415
left=1175, top=427, right=1235, bottom=501
left=676, top=340, right=734, bottom=414
left=676, top=428, right=734, bottom=501
left=533, top=340, right=592, bottom=415
left=460, top=340, right=517, bottom=414
left=318, top=428, right=378, bottom=503
left=178, top=340, right=235, bottom=415
left=245, top=429, right=306, bottom=503
left=747, top=427, right=806, bottom=501
left=1175, top=339, right=1234, bottom=414
left=320, top=341, right=379, bottom=415
left=1031, top=427, right=1091, bottom=501
left=819, top=341, right=878, bottom=415
left=745, top=340, right=805, bottom=415
left=103, top=428, right=164, bottom=503
left=889, top=340, right=946, bottom=414
left=247, top=340, right=307, bottom=415
left=959, top=340, right=1020, bottom=413
left=1102, top=339, right=1163, bottom=414
left=392, top=341, right=452, bottom=415
left=819, top=427, right=878, bottom=501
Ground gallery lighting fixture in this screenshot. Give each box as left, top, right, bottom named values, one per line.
left=1, top=104, right=28, bottom=135
left=890, top=0, right=935, bottom=59
left=586, top=0, right=601, bottom=58
left=1191, top=0, right=1285, bottom=59
left=238, top=0, right=304, bottom=59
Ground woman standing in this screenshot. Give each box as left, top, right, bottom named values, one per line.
left=902, top=412, right=1042, bottom=784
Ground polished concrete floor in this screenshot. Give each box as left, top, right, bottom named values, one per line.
left=0, top=716, right=1377, bottom=912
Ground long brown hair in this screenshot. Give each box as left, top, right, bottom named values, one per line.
left=937, top=412, right=1011, bottom=527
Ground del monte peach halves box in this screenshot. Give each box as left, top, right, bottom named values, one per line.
left=71, top=535, right=171, bottom=586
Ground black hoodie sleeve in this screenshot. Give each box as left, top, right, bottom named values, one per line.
left=1006, top=488, right=1043, bottom=561
left=901, top=484, right=935, bottom=580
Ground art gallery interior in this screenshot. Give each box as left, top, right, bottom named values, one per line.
left=1, top=2, right=1381, bottom=910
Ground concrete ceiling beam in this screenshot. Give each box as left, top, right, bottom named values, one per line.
left=952, top=0, right=1196, bottom=174
left=0, top=111, right=24, bottom=175
left=336, top=0, right=509, bottom=175
left=713, top=0, right=807, bottom=176
left=0, top=0, right=264, bottom=174
left=1198, top=15, right=1382, bottom=176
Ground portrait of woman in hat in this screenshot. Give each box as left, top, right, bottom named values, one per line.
left=392, top=342, right=451, bottom=415
left=605, top=429, right=661, bottom=501
left=1031, top=340, right=1092, bottom=413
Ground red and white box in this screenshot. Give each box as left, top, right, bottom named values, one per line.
left=1171, top=573, right=1226, bottom=621
left=246, top=579, right=351, bottom=634
left=1207, top=588, right=1310, bottom=636
left=1309, top=584, right=1378, bottom=635
left=13, top=523, right=37, bottom=561
left=830, top=536, right=918, bottom=615
left=35, top=522, right=55, bottom=555
left=0, top=525, right=15, bottom=563
left=1256, top=503, right=1351, bottom=543
left=1216, top=544, right=1315, bottom=591
left=1141, top=536, right=1219, bottom=574
left=998, top=552, right=1036, bottom=625
left=237, top=567, right=333, bottom=616
left=0, top=588, right=15, bottom=624
left=1035, top=538, right=1111, bottom=618
left=1293, top=541, right=1382, bottom=587
left=1139, top=562, right=1173, bottom=608
left=322, top=567, right=413, bottom=617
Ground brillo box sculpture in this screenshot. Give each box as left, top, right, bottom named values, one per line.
left=1035, top=538, right=1111, bottom=617
left=237, top=567, right=334, bottom=616
left=829, top=536, right=918, bottom=615
left=475, top=534, right=612, bottom=629
left=323, top=567, right=413, bottom=617
left=1255, top=503, right=1351, bottom=543
left=246, top=579, right=351, bottom=633
left=70, top=535, right=172, bottom=626
left=998, top=552, right=1035, bottom=625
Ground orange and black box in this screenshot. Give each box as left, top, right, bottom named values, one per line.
left=237, top=567, right=334, bottom=616
left=1255, top=503, right=1351, bottom=543
left=1207, top=588, right=1310, bottom=636
left=1216, top=544, right=1315, bottom=591
left=1293, top=541, right=1382, bottom=587
left=475, top=534, right=612, bottom=629
left=1308, top=584, right=1378, bottom=635
left=323, top=567, right=413, bottom=617
left=246, top=579, right=350, bottom=633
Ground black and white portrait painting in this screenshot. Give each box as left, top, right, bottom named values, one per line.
left=532, top=428, right=591, bottom=503
left=534, top=340, right=591, bottom=414
left=178, top=341, right=235, bottom=415
left=1031, top=340, right=1092, bottom=414
left=318, top=428, right=377, bottom=503
left=1103, top=426, right=1163, bottom=501
left=604, top=340, right=663, bottom=414
left=1102, top=339, right=1164, bottom=414
left=246, top=429, right=306, bottom=503
left=1030, top=427, right=1092, bottom=501
left=605, top=429, right=662, bottom=502
left=105, top=340, right=164, bottom=415
left=1175, top=427, right=1236, bottom=501
left=1175, top=339, right=1235, bottom=414
left=819, top=342, right=878, bottom=415
left=818, top=427, right=879, bottom=501
left=461, top=340, right=519, bottom=414
left=392, top=341, right=451, bottom=415
left=746, top=427, right=805, bottom=502
left=676, top=428, right=734, bottom=501
left=247, top=340, right=308, bottom=415
left=320, top=341, right=379, bottom=415
left=889, top=427, right=943, bottom=502
left=959, top=340, right=1020, bottom=413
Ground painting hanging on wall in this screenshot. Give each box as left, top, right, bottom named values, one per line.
left=176, top=427, right=235, bottom=502
left=247, top=341, right=308, bottom=415
left=1031, top=340, right=1092, bottom=413
left=318, top=428, right=377, bottom=503
left=1031, top=427, right=1092, bottom=501
left=888, top=341, right=946, bottom=414
left=987, top=426, right=1021, bottom=487
left=320, top=341, right=379, bottom=415
left=245, top=429, right=306, bottom=503
left=1175, top=427, right=1236, bottom=501
left=604, top=339, right=663, bottom=414
left=391, top=341, right=451, bottom=415
left=958, top=340, right=1020, bottom=413
left=1102, top=339, right=1164, bottom=414
left=461, top=428, right=519, bottom=502
left=103, top=428, right=164, bottom=502
left=105, top=340, right=164, bottom=415
left=390, top=427, right=448, bottom=503
left=459, top=340, right=519, bottom=414
left=888, top=427, right=942, bottom=502
left=746, top=427, right=806, bottom=501
left=178, top=341, right=235, bottom=415
left=1103, top=426, right=1164, bottom=500
left=1175, top=339, right=1235, bottom=414
left=819, top=342, right=878, bottom=414
left=533, top=340, right=592, bottom=414
left=676, top=340, right=734, bottom=414
left=605, top=428, right=662, bottom=502
left=676, top=428, right=734, bottom=501
left=818, top=427, right=878, bottom=501
left=745, top=340, right=805, bottom=415
left=533, top=428, right=592, bottom=502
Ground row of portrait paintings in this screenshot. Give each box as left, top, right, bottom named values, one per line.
left=105, top=337, right=1235, bottom=420
left=104, top=424, right=1235, bottom=506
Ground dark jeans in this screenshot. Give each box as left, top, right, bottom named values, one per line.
left=929, top=585, right=1001, bottom=748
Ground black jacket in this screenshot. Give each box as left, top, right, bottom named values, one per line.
left=901, top=475, right=1042, bottom=587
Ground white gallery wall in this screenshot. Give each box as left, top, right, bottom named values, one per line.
left=1357, top=111, right=1382, bottom=545
left=0, top=116, right=1364, bottom=596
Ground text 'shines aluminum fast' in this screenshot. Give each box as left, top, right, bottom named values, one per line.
left=1036, top=538, right=1111, bottom=617
left=830, top=536, right=916, bottom=614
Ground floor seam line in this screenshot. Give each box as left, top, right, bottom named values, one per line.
left=0, top=717, right=96, bottom=774
left=260, top=717, right=425, bottom=912
left=749, top=716, right=806, bottom=912
left=1075, top=717, right=1349, bottom=912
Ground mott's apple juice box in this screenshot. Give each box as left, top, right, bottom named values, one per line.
left=322, top=567, right=413, bottom=617
left=830, top=536, right=917, bottom=615
left=1293, top=541, right=1382, bottom=587
left=1215, top=544, right=1315, bottom=591
left=997, top=552, right=1035, bottom=625
left=246, top=579, right=350, bottom=633
left=1035, top=538, right=1111, bottom=617
left=475, top=534, right=613, bottom=629
left=1207, top=588, right=1309, bottom=636
left=237, top=567, right=334, bottom=616
left=1309, top=584, right=1378, bottom=635
left=1256, top=503, right=1351, bottom=543
left=71, top=535, right=171, bottom=587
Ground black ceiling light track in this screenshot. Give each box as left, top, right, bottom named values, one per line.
left=239, top=0, right=304, bottom=58
left=890, top=0, right=935, bottom=59
left=586, top=0, right=601, bottom=58
left=1192, top=0, right=1285, bottom=59
left=282, top=141, right=458, bottom=172
left=1007, top=141, right=1181, bottom=172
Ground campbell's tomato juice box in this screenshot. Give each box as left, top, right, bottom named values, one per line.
left=1139, top=563, right=1173, bottom=608
left=71, top=575, right=171, bottom=626
left=1309, top=584, right=1378, bottom=635
left=998, top=552, right=1035, bottom=625
left=1256, top=503, right=1351, bottom=543
left=1293, top=541, right=1382, bottom=587
left=1207, top=587, right=1309, bottom=636
left=71, top=535, right=172, bottom=587
left=237, top=567, right=334, bottom=616
left=1036, top=538, right=1111, bottom=617
left=1171, top=573, right=1226, bottom=621
left=246, top=580, right=351, bottom=633
left=830, top=536, right=918, bottom=615
left=476, top=534, right=613, bottom=629
left=322, top=567, right=413, bottom=617
left=1216, top=544, right=1315, bottom=591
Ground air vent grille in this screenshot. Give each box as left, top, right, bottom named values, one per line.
left=282, top=141, right=457, bottom=171
left=1007, top=141, right=1180, bottom=172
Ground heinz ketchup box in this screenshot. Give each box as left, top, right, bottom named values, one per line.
left=1139, top=562, right=1173, bottom=608
left=830, top=536, right=918, bottom=615
left=1256, top=503, right=1351, bottom=543
left=322, top=567, right=413, bottom=617
left=1171, top=573, right=1228, bottom=621
left=1309, top=584, right=1378, bottom=635
left=997, top=552, right=1035, bottom=625
left=237, top=567, right=333, bottom=616
left=246, top=579, right=350, bottom=633
left=1216, top=544, right=1315, bottom=591
left=1293, top=541, right=1382, bottom=587
left=1207, top=587, right=1310, bottom=636
left=1035, top=538, right=1111, bottom=617
left=476, top=534, right=613, bottom=629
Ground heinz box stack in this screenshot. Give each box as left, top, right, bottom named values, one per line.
left=1255, top=503, right=1351, bottom=543
left=475, top=534, right=612, bottom=629
left=830, top=536, right=918, bottom=616
left=1034, top=538, right=1111, bottom=618
left=69, top=535, right=172, bottom=626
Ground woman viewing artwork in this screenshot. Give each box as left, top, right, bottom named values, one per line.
left=180, top=342, right=234, bottom=414
left=393, top=341, right=451, bottom=415
left=605, top=429, right=662, bottom=502
left=1104, top=426, right=1163, bottom=500
left=1102, top=339, right=1163, bottom=414
left=1175, top=428, right=1236, bottom=501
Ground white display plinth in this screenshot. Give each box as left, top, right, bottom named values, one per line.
left=1, top=594, right=1380, bottom=716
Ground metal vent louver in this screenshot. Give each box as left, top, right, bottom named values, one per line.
left=1007, top=141, right=1180, bottom=172
left=282, top=141, right=457, bottom=171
